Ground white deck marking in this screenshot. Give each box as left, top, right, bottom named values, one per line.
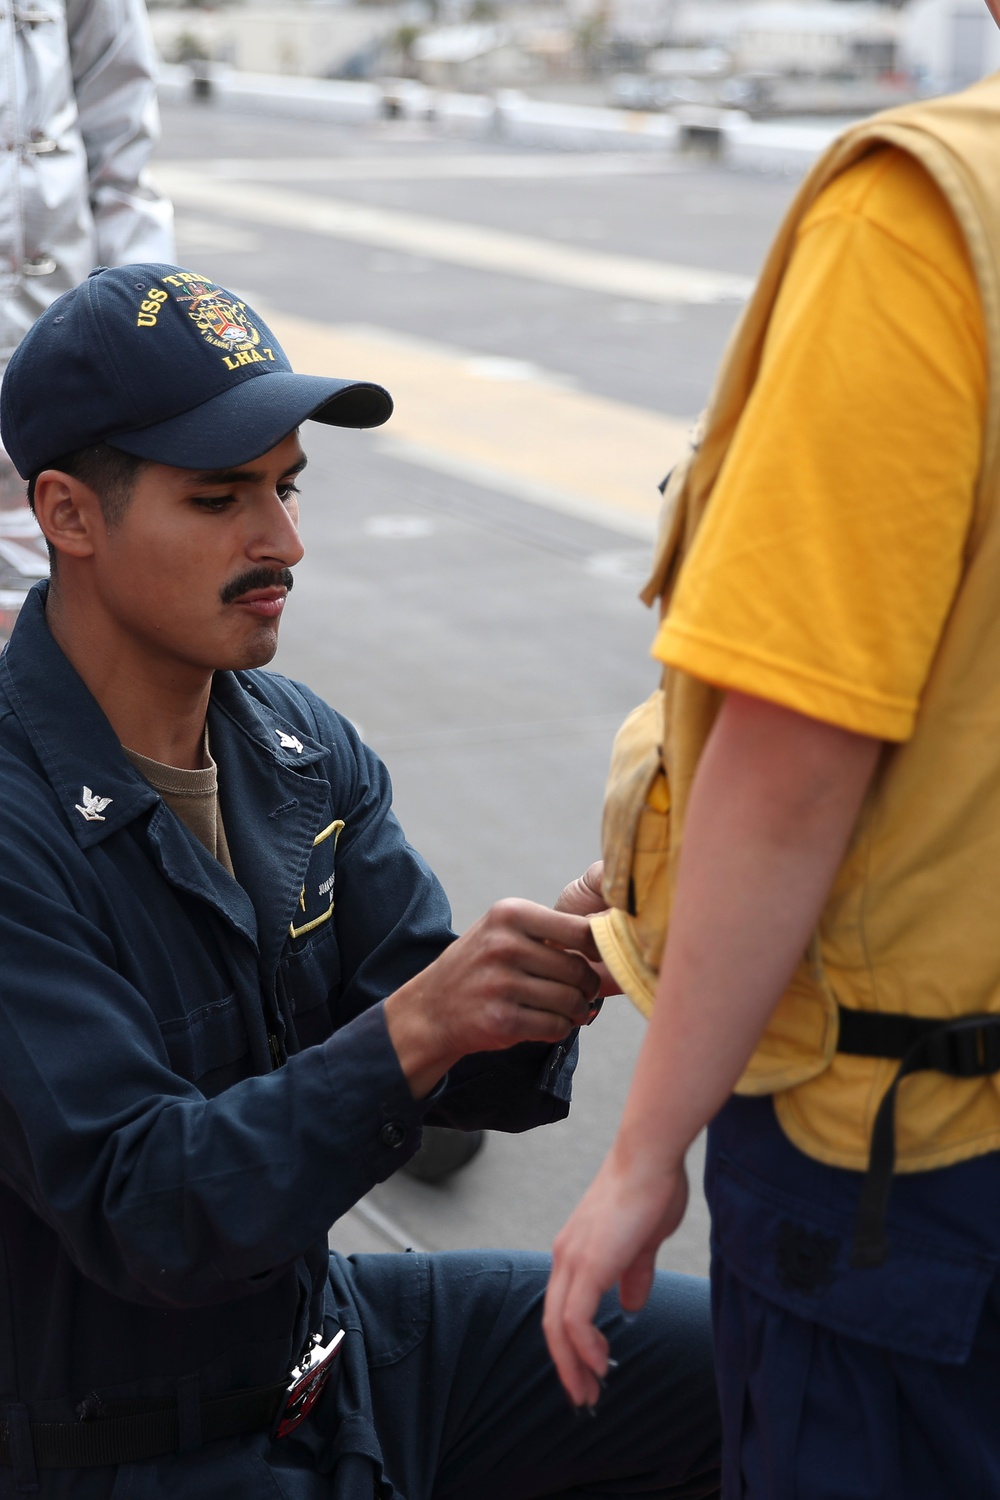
left=158, top=152, right=683, bottom=183
left=156, top=165, right=754, bottom=307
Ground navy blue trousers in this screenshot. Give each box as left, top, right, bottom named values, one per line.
left=708, top=1097, right=1000, bottom=1500
left=712, top=1262, right=1000, bottom=1500
left=40, top=1252, right=719, bottom=1500
left=351, top=1250, right=720, bottom=1500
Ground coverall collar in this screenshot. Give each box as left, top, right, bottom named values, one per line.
left=0, top=580, right=329, bottom=840
left=0, top=583, right=160, bottom=848
left=1, top=583, right=337, bottom=978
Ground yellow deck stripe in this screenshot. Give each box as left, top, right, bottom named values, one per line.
left=264, top=316, right=692, bottom=531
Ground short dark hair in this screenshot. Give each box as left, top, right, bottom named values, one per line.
left=27, top=443, right=149, bottom=531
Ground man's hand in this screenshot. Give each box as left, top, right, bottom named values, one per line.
left=555, top=861, right=620, bottom=1000
left=554, top=861, right=606, bottom=918
left=384, top=899, right=602, bottom=1099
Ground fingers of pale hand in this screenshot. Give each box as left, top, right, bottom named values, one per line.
left=548, top=1230, right=625, bottom=1408
left=618, top=1250, right=658, bottom=1314
left=543, top=1245, right=609, bottom=1409
left=591, top=959, right=621, bottom=1001
left=545, top=1160, right=692, bottom=1405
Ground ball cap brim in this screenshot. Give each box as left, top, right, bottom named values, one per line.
left=0, top=263, right=394, bottom=477
left=108, top=370, right=393, bottom=470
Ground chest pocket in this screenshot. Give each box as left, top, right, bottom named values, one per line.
left=158, top=993, right=251, bottom=1095
left=289, top=818, right=344, bottom=945
left=281, top=819, right=345, bottom=1049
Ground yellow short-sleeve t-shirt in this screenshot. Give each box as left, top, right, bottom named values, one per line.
left=654, top=147, right=987, bottom=742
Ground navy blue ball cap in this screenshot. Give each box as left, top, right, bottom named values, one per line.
left=0, top=263, right=393, bottom=478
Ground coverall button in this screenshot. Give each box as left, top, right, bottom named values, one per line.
left=379, top=1122, right=405, bottom=1148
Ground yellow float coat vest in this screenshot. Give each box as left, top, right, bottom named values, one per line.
left=592, top=73, right=1000, bottom=1175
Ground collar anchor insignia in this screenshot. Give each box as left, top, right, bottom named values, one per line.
left=75, top=787, right=112, bottom=823
left=276, top=730, right=304, bottom=755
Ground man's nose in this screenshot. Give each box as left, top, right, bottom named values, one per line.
left=249, top=493, right=305, bottom=567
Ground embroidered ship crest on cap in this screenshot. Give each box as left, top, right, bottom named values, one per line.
left=172, top=277, right=262, bottom=354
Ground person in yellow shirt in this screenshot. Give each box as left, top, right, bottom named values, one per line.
left=544, top=11, right=1000, bottom=1494
left=659, top=146, right=984, bottom=746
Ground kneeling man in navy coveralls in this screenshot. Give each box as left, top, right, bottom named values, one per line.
left=0, top=266, right=719, bottom=1499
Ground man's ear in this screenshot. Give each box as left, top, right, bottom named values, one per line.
left=31, top=471, right=102, bottom=562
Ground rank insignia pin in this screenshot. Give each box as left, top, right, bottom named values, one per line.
left=75, top=786, right=112, bottom=822
left=276, top=730, right=304, bottom=754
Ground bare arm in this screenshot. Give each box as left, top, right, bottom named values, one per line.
left=544, top=690, right=882, bottom=1405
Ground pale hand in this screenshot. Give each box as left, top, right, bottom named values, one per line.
left=543, top=1150, right=689, bottom=1407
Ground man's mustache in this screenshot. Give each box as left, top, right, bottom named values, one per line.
left=220, top=566, right=295, bottom=606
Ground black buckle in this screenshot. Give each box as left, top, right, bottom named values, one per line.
left=272, top=1330, right=345, bottom=1441
left=850, top=1013, right=1000, bottom=1268
left=923, top=1015, right=1000, bottom=1078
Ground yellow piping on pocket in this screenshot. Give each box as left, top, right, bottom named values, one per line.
left=313, top=819, right=345, bottom=848
left=289, top=905, right=336, bottom=939
left=289, top=820, right=345, bottom=938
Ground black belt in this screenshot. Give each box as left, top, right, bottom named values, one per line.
left=0, top=1326, right=346, bottom=1471
left=0, top=1383, right=287, bottom=1469
left=837, top=1006, right=1000, bottom=1268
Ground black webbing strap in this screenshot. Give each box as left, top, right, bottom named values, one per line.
left=837, top=1007, right=1000, bottom=1268
left=0, top=1381, right=287, bottom=1468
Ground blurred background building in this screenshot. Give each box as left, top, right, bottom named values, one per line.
left=147, top=0, right=1000, bottom=117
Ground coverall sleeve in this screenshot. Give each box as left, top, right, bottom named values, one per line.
left=65, top=0, right=175, bottom=265
left=0, top=792, right=424, bottom=1308
left=0, top=675, right=575, bottom=1310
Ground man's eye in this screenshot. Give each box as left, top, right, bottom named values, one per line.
left=278, top=482, right=300, bottom=503
left=191, top=494, right=235, bottom=512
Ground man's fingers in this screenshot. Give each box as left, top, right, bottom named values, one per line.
left=554, top=862, right=606, bottom=918
left=524, top=941, right=601, bottom=1001
left=573, top=924, right=603, bottom=965
left=496, top=1000, right=575, bottom=1046
left=498, top=977, right=599, bottom=1038
left=497, top=898, right=599, bottom=957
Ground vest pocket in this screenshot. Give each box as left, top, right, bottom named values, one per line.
left=595, top=433, right=697, bottom=1010
left=596, top=690, right=672, bottom=1004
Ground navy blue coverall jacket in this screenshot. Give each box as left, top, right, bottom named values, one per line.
left=0, top=585, right=575, bottom=1494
